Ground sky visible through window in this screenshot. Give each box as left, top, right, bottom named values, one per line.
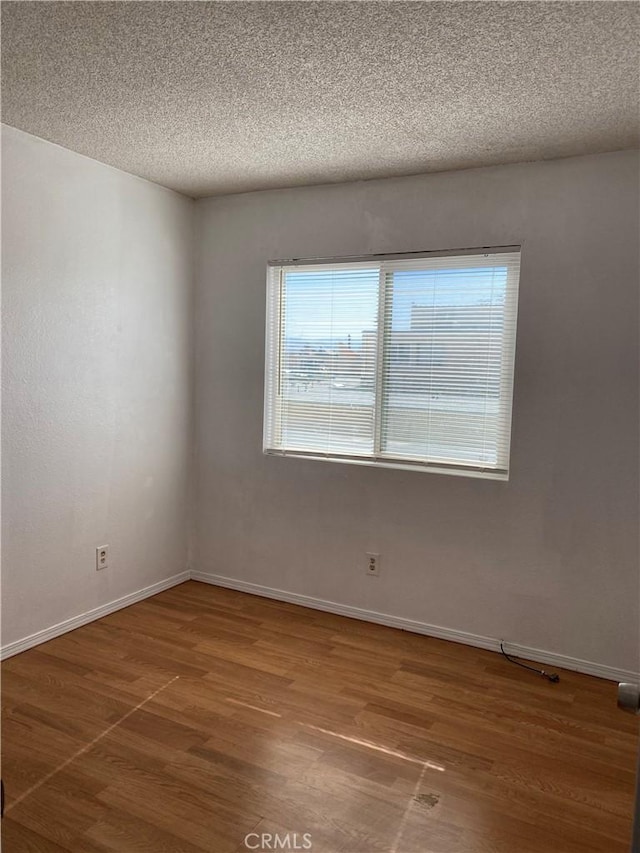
left=283, top=266, right=508, bottom=344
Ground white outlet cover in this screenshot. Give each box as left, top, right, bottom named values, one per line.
left=96, top=545, right=109, bottom=571
left=366, top=552, right=380, bottom=576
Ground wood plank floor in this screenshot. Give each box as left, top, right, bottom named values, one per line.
left=2, top=580, right=638, bottom=852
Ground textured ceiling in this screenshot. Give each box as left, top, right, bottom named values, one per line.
left=2, top=1, right=639, bottom=198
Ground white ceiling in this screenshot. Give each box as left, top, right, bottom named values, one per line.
left=2, top=1, right=638, bottom=198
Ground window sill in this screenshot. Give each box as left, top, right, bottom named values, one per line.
left=263, top=448, right=509, bottom=481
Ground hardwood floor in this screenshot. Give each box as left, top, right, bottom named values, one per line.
left=2, top=580, right=637, bottom=852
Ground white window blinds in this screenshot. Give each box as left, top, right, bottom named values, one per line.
left=264, top=248, right=520, bottom=479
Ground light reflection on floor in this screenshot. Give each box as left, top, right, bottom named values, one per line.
left=225, top=695, right=446, bottom=852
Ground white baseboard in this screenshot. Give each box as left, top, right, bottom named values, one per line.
left=0, top=571, right=190, bottom=660
left=191, top=571, right=638, bottom=683
left=4, top=567, right=636, bottom=683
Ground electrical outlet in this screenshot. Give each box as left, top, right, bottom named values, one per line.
left=96, top=545, right=109, bottom=571
left=365, top=552, right=380, bottom=577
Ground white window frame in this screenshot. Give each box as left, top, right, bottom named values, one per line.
left=263, top=246, right=521, bottom=480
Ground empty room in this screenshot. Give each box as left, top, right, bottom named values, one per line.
left=1, top=2, right=639, bottom=852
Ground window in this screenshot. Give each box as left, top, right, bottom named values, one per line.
left=264, top=247, right=520, bottom=479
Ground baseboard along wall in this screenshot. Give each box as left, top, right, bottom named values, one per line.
left=0, top=571, right=190, bottom=660
left=191, top=571, right=638, bottom=684
left=2, top=567, right=636, bottom=683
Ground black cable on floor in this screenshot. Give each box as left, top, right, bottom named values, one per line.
left=500, top=642, right=559, bottom=683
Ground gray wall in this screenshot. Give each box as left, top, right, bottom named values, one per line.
left=2, top=126, right=195, bottom=648
left=194, top=150, right=640, bottom=675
